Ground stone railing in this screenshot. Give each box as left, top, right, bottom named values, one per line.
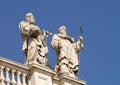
left=0, top=57, right=29, bottom=85
left=0, top=56, right=86, bottom=85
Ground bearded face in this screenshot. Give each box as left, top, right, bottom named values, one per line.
left=59, top=26, right=67, bottom=35
left=26, top=13, right=35, bottom=24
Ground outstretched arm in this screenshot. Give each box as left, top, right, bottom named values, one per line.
left=43, top=29, right=52, bottom=41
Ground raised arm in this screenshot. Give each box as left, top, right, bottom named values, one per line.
left=74, top=36, right=84, bottom=53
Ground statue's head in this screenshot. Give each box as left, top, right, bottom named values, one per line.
left=26, top=13, right=35, bottom=24
left=59, top=26, right=67, bottom=35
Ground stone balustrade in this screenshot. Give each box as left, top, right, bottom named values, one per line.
left=0, top=56, right=86, bottom=85
left=0, top=57, right=29, bottom=85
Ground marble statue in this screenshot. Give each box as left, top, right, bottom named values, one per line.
left=51, top=26, right=84, bottom=77
left=19, top=13, right=52, bottom=66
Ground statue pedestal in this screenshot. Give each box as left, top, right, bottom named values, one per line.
left=59, top=75, right=86, bottom=85
left=28, top=63, right=86, bottom=85
left=28, top=64, right=56, bottom=85
left=53, top=74, right=86, bottom=85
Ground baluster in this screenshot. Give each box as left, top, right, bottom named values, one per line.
left=5, top=67, right=10, bottom=85
left=22, top=73, right=27, bottom=85
left=17, top=71, right=22, bottom=85
left=0, top=65, right=5, bottom=85
left=11, top=69, right=16, bottom=85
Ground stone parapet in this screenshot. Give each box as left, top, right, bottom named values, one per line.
left=0, top=56, right=29, bottom=85
left=0, top=56, right=86, bottom=85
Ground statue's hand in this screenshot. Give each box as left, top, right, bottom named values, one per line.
left=43, top=29, right=52, bottom=36
left=78, top=36, right=83, bottom=42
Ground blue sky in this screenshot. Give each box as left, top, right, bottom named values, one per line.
left=0, top=0, right=120, bottom=85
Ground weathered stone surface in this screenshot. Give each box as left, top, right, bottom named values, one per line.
left=51, top=26, right=84, bottom=77
left=19, top=13, right=51, bottom=66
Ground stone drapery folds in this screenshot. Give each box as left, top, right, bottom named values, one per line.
left=51, top=26, right=84, bottom=77
left=19, top=13, right=84, bottom=78
left=19, top=13, right=51, bottom=66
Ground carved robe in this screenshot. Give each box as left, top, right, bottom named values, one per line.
left=19, top=21, right=48, bottom=66
left=51, top=34, right=83, bottom=75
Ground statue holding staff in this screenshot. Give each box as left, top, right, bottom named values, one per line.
left=51, top=26, right=84, bottom=77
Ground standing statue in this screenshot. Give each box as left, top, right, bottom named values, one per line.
left=51, top=26, right=84, bottom=77
left=19, top=13, right=52, bottom=66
